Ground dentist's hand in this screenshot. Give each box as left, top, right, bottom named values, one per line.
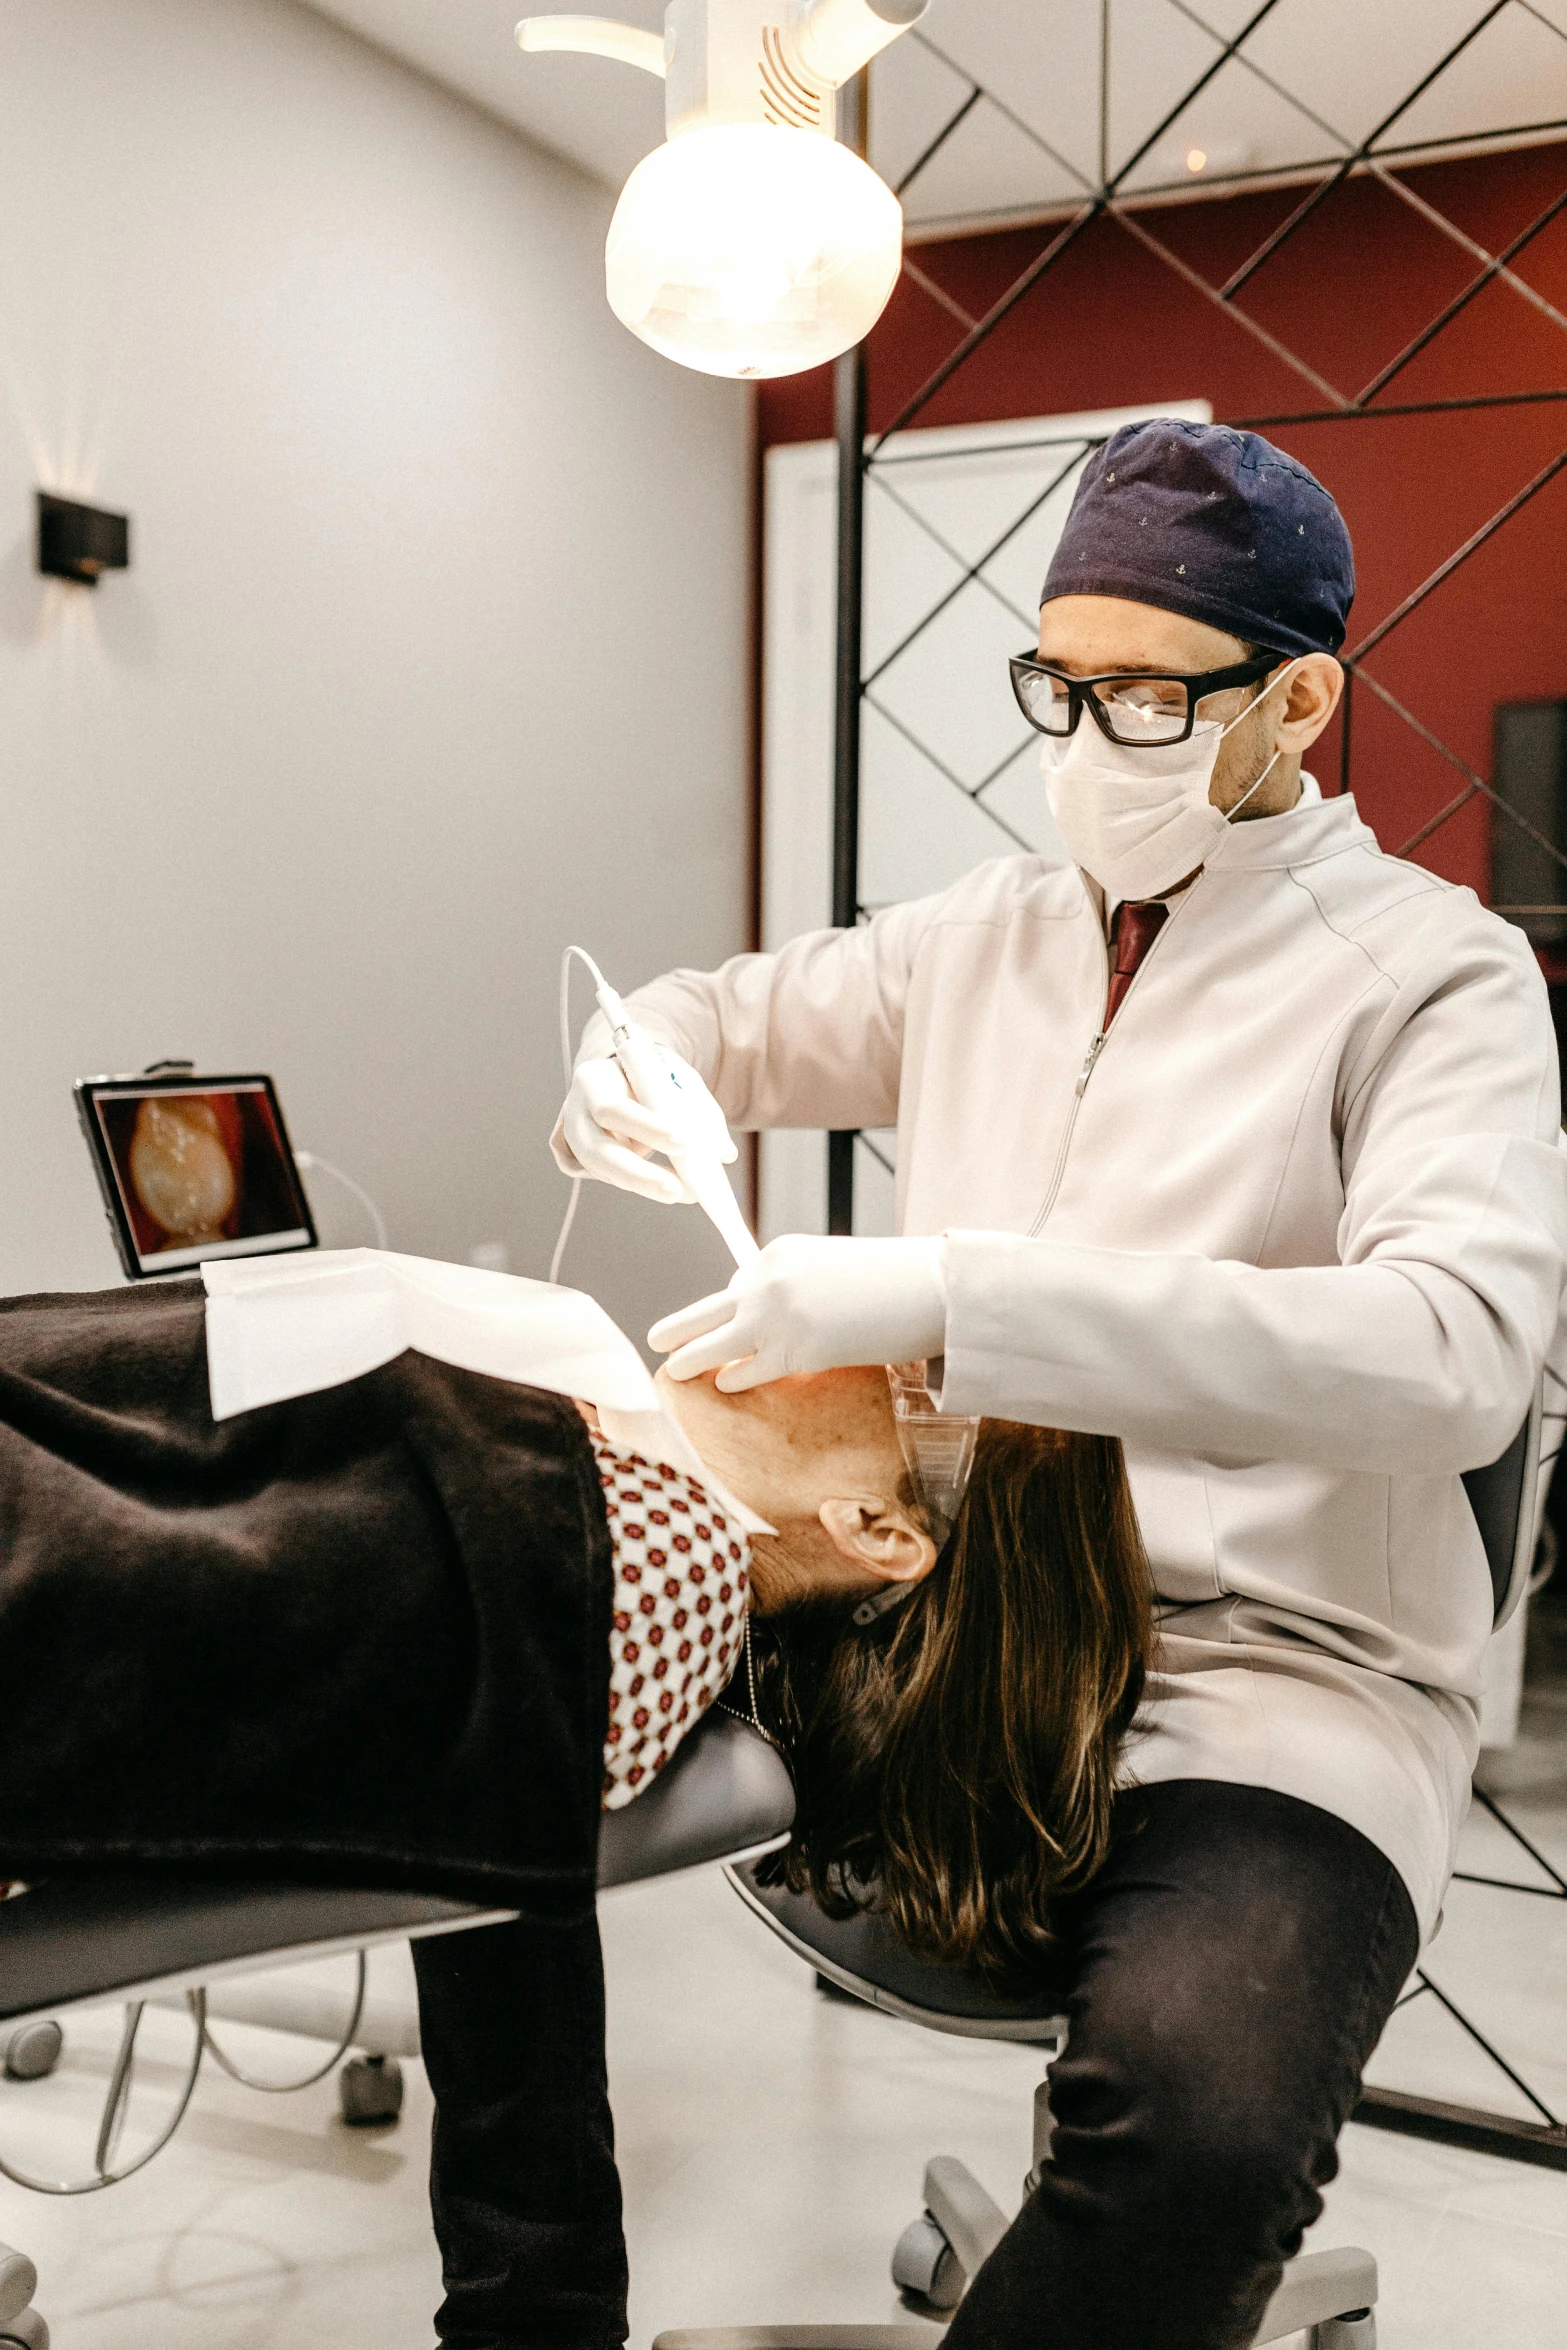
left=550, top=1049, right=737, bottom=1208
left=650, top=1234, right=947, bottom=1391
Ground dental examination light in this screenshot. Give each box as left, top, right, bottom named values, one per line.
left=516, top=0, right=928, bottom=378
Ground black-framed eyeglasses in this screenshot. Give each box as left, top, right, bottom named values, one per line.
left=1009, top=649, right=1283, bottom=748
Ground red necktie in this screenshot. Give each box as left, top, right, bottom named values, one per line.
left=1104, top=899, right=1169, bottom=1028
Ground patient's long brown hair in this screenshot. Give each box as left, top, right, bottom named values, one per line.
left=753, top=1421, right=1151, bottom=1984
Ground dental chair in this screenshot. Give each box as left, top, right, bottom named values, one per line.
left=0, top=1710, right=796, bottom=2349
left=653, top=1392, right=1547, bottom=2350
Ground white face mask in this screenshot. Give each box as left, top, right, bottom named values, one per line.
left=1041, top=658, right=1302, bottom=902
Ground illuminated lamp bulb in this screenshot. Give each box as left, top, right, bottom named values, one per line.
left=1186, top=146, right=1208, bottom=173
left=605, top=123, right=904, bottom=380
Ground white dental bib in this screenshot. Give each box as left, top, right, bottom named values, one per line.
left=201, top=1248, right=775, bottom=1534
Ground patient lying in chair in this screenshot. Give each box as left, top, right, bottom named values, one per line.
left=0, top=1257, right=1150, bottom=2349
left=0, top=1254, right=1149, bottom=1974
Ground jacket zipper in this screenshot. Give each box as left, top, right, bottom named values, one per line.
left=1026, top=882, right=1196, bottom=1239
left=1027, top=1031, right=1105, bottom=1236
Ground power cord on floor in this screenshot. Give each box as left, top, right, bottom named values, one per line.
left=0, top=1993, right=206, bottom=2194
left=199, top=1954, right=367, bottom=2092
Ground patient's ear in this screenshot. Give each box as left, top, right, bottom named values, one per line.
left=817, top=1497, right=937, bottom=1585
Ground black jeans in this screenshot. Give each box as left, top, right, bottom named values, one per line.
left=945, top=1779, right=1420, bottom=2350
left=411, top=1779, right=1417, bottom=2350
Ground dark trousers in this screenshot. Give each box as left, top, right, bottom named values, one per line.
left=410, top=1779, right=1417, bottom=2350
left=414, top=1916, right=628, bottom=2350
left=946, top=1779, right=1420, bottom=2350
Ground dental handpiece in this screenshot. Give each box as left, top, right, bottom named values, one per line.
left=592, top=977, right=760, bottom=1270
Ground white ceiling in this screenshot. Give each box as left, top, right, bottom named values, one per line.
left=303, top=0, right=1567, bottom=236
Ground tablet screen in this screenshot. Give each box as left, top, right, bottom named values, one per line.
left=77, top=1074, right=316, bottom=1277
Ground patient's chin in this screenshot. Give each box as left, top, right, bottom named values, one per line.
left=654, top=1361, right=899, bottom=1497
left=654, top=1362, right=725, bottom=1416
left=655, top=1363, right=765, bottom=1422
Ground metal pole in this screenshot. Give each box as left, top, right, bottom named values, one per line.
left=828, top=67, right=869, bottom=1237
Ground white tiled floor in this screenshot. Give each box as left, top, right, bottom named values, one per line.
left=3, top=1624, right=1565, bottom=2349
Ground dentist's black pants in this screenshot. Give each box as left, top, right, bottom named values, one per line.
left=408, top=1779, right=1416, bottom=2350
left=950, top=1779, right=1419, bottom=2350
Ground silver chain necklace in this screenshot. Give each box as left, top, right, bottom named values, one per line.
left=715, top=1613, right=780, bottom=1749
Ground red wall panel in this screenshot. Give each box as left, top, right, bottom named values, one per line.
left=759, top=144, right=1567, bottom=905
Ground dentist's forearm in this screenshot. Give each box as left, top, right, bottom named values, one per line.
left=940, top=1232, right=1549, bottom=1475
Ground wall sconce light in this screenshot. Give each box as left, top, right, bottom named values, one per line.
left=37, top=493, right=130, bottom=586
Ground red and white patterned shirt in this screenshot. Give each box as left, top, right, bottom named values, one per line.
left=591, top=1431, right=750, bottom=1811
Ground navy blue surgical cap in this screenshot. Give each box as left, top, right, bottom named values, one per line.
left=1040, top=419, right=1355, bottom=657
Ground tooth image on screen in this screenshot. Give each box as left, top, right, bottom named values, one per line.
left=129, top=1098, right=238, bottom=1249
left=76, top=1072, right=315, bottom=1278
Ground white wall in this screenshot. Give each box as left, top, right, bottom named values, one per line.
left=0, top=0, right=753, bottom=1344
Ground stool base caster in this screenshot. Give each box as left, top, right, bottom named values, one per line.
left=0, top=2246, right=46, bottom=2350
left=339, top=2053, right=404, bottom=2127
left=3, top=2025, right=61, bottom=2083
left=890, top=2214, right=964, bottom=2314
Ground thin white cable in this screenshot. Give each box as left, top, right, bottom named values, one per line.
left=1528, top=1516, right=1558, bottom=1598
left=547, top=1178, right=582, bottom=1287
left=200, top=1952, right=367, bottom=2092
left=549, top=946, right=610, bottom=1285
left=294, top=1152, right=388, bottom=1251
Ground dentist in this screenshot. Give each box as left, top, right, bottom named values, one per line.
left=553, top=420, right=1567, bottom=2348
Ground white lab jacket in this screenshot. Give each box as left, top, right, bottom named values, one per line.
left=621, top=782, right=1567, bottom=1937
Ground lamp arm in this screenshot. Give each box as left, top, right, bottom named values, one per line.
left=790, top=0, right=928, bottom=86
left=515, top=15, right=668, bottom=76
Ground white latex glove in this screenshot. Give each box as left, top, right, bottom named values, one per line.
left=649, top=1234, right=947, bottom=1391
left=550, top=1050, right=737, bottom=1208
